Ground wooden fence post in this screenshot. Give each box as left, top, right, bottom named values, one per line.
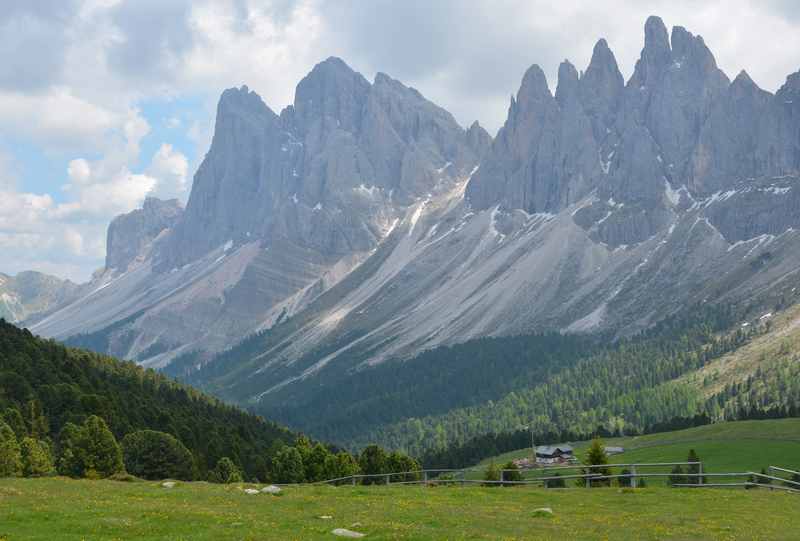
left=631, top=465, right=637, bottom=489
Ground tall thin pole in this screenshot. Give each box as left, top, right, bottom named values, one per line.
left=530, top=426, right=536, bottom=463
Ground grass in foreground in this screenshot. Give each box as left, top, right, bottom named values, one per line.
left=1, top=477, right=799, bottom=540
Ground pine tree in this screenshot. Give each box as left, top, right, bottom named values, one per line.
left=121, top=430, right=195, bottom=481
left=77, top=415, right=124, bottom=478
left=584, top=439, right=611, bottom=487
left=687, top=449, right=703, bottom=484
left=270, top=447, right=304, bottom=484
left=0, top=420, right=22, bottom=477
left=359, top=445, right=388, bottom=485
left=303, top=443, right=331, bottom=482
left=56, top=422, right=83, bottom=477
left=669, top=465, right=686, bottom=487
left=1, top=408, right=27, bottom=440
left=20, top=437, right=54, bottom=477
left=209, top=457, right=243, bottom=483
left=25, top=400, right=49, bottom=440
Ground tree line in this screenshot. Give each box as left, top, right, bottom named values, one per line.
left=0, top=319, right=417, bottom=483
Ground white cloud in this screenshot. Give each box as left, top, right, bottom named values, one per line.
left=63, top=227, right=84, bottom=255
left=147, top=143, right=189, bottom=200
left=0, top=88, right=119, bottom=150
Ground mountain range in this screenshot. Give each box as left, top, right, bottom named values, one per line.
left=17, top=16, right=800, bottom=450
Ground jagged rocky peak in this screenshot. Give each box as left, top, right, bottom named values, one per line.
left=292, top=56, right=370, bottom=136
left=160, top=56, right=484, bottom=269
left=579, top=39, right=624, bottom=141
left=466, top=120, right=491, bottom=158
left=106, top=197, right=183, bottom=272
left=555, top=60, right=580, bottom=107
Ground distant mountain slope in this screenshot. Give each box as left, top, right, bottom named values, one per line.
left=680, top=302, right=800, bottom=414
left=0, top=319, right=293, bottom=478
left=23, top=16, right=800, bottom=452
left=184, top=17, right=800, bottom=421
left=0, top=271, right=81, bottom=324
left=32, top=59, right=487, bottom=367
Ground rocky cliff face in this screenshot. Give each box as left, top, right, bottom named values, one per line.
left=33, top=57, right=485, bottom=365
left=106, top=197, right=183, bottom=272
left=467, top=15, right=800, bottom=247
left=160, top=59, right=484, bottom=271
left=0, top=271, right=80, bottom=324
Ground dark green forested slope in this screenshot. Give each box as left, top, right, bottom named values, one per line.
left=267, top=304, right=758, bottom=455
left=0, top=319, right=294, bottom=479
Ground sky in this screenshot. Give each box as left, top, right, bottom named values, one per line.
left=1, top=0, right=799, bottom=282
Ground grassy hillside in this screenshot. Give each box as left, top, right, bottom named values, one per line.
left=0, top=319, right=294, bottom=479
left=680, top=303, right=800, bottom=415
left=477, top=419, right=800, bottom=475
left=1, top=478, right=798, bottom=540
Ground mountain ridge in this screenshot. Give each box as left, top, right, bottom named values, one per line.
left=22, top=17, right=800, bottom=451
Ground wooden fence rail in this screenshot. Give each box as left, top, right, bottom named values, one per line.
left=271, top=462, right=798, bottom=494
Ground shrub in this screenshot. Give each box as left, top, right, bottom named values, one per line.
left=668, top=465, right=686, bottom=487
left=0, top=420, right=22, bottom=477
left=121, top=430, right=195, bottom=481
left=545, top=472, right=566, bottom=488
left=618, top=469, right=632, bottom=488
left=108, top=472, right=142, bottom=482
left=209, top=457, right=243, bottom=484
left=20, top=437, right=54, bottom=477
left=502, top=461, right=523, bottom=485
left=483, top=462, right=500, bottom=486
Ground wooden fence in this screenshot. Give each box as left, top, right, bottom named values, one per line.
left=285, top=463, right=799, bottom=493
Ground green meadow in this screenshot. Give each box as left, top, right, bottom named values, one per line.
left=477, top=419, right=800, bottom=475
left=1, top=477, right=799, bottom=540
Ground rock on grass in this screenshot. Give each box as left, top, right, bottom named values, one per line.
left=332, top=528, right=366, bottom=538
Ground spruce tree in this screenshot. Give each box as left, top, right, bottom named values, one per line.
left=0, top=420, right=22, bottom=477
left=687, top=449, right=702, bottom=484
left=584, top=439, right=611, bottom=487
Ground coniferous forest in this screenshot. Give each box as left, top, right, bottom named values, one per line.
left=0, top=319, right=417, bottom=483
